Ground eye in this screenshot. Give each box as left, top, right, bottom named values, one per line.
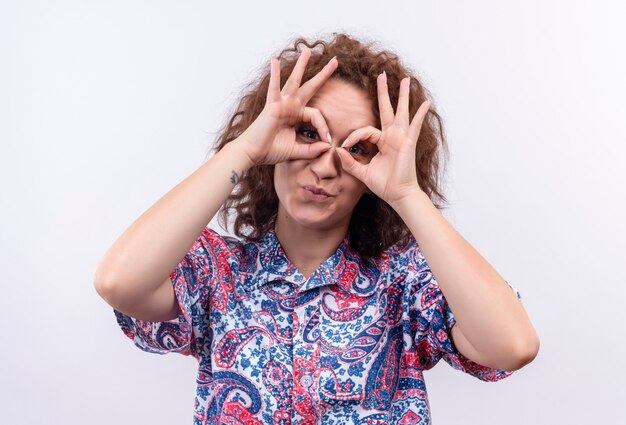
left=348, top=144, right=368, bottom=156
left=297, top=125, right=320, bottom=141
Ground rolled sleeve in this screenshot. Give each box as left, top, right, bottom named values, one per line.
left=422, top=288, right=517, bottom=381
left=113, top=227, right=231, bottom=359
left=403, top=236, right=522, bottom=381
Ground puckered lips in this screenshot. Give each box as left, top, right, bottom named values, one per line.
left=301, top=185, right=335, bottom=202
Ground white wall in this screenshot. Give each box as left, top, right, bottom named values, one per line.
left=1, top=0, right=624, bottom=423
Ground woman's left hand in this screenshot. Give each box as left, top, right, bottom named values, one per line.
left=336, top=73, right=431, bottom=208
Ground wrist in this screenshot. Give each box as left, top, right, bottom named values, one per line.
left=391, top=187, right=430, bottom=218
left=225, top=132, right=258, bottom=171
left=219, top=137, right=256, bottom=175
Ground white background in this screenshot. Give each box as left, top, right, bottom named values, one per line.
left=2, top=0, right=625, bottom=423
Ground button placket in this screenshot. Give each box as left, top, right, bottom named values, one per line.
left=291, top=290, right=326, bottom=422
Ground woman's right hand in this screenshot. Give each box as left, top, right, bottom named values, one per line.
left=238, top=47, right=339, bottom=166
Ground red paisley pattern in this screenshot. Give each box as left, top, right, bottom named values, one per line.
left=113, top=224, right=523, bottom=424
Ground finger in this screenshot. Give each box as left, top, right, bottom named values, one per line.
left=302, top=106, right=332, bottom=144
left=289, top=141, right=331, bottom=160
left=282, top=47, right=311, bottom=94
left=267, top=57, right=281, bottom=103
left=377, top=71, right=394, bottom=129
left=395, top=77, right=410, bottom=128
left=336, top=146, right=368, bottom=182
left=408, top=99, right=432, bottom=142
left=297, top=56, right=338, bottom=104
left=340, top=126, right=382, bottom=149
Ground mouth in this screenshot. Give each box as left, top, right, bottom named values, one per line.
left=303, top=185, right=333, bottom=196
left=302, top=185, right=334, bottom=201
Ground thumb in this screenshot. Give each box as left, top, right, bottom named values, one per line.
left=336, top=147, right=367, bottom=182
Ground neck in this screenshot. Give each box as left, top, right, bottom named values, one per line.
left=274, top=211, right=348, bottom=279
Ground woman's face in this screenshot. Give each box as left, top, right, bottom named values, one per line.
left=274, top=78, right=378, bottom=232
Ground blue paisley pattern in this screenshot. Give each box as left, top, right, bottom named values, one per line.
left=114, top=223, right=523, bottom=424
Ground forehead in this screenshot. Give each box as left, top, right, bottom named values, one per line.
left=307, top=79, right=376, bottom=131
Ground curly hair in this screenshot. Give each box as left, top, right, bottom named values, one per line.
left=213, top=32, right=450, bottom=260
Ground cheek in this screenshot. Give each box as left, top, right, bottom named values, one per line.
left=342, top=177, right=367, bottom=200
left=273, top=164, right=287, bottom=199
left=273, top=162, right=302, bottom=201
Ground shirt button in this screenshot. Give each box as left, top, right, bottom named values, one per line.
left=300, top=374, right=313, bottom=389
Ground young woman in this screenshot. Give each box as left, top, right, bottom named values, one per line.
left=95, top=33, right=539, bottom=424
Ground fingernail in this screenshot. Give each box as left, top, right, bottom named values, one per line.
left=340, top=138, right=348, bottom=148
left=383, top=71, right=387, bottom=82
left=327, top=133, right=333, bottom=146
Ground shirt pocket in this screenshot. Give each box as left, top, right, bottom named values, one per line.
left=317, top=323, right=404, bottom=411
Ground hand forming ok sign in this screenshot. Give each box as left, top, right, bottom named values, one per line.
left=240, top=47, right=338, bottom=166
left=336, top=72, right=431, bottom=208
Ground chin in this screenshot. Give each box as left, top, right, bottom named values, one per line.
left=293, top=213, right=336, bottom=229
left=287, top=204, right=347, bottom=230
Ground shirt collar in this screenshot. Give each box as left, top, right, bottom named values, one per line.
left=240, top=224, right=377, bottom=295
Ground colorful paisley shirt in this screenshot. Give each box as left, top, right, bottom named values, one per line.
left=114, top=224, right=523, bottom=424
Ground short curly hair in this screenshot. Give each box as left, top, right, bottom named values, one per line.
left=213, top=32, right=450, bottom=260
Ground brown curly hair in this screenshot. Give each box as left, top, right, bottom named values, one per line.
left=213, top=32, right=450, bottom=260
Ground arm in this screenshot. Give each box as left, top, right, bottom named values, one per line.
left=394, top=190, right=539, bottom=371
left=93, top=139, right=253, bottom=309
left=94, top=48, right=338, bottom=316
left=336, top=73, right=539, bottom=372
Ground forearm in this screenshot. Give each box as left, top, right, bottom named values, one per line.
left=94, top=137, right=253, bottom=299
left=394, top=190, right=539, bottom=360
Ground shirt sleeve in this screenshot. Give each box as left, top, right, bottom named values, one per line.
left=399, top=236, right=523, bottom=381
left=418, top=280, right=522, bottom=382
left=113, top=227, right=232, bottom=359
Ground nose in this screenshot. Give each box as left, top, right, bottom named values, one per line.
left=310, top=146, right=341, bottom=179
